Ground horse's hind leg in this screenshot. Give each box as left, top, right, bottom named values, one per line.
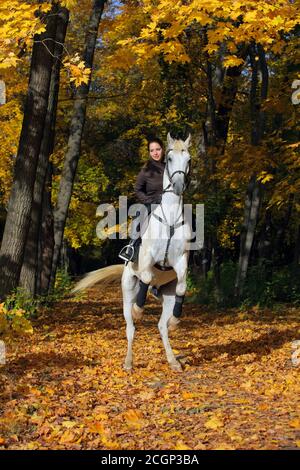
left=158, top=280, right=183, bottom=372
left=122, top=268, right=139, bottom=370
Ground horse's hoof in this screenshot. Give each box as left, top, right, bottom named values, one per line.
left=132, top=303, right=143, bottom=321
left=123, top=363, right=133, bottom=371
left=168, top=315, right=180, bottom=332
left=170, top=361, right=183, bottom=372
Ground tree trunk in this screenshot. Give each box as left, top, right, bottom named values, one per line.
left=293, top=224, right=300, bottom=267
left=235, top=176, right=262, bottom=298
left=235, top=44, right=268, bottom=299
left=215, top=61, right=247, bottom=149
left=19, top=6, right=69, bottom=296
left=38, top=163, right=55, bottom=295
left=257, top=209, right=272, bottom=262
left=49, top=0, right=107, bottom=291
left=0, top=3, right=58, bottom=299
left=200, top=33, right=248, bottom=300
left=273, top=194, right=294, bottom=265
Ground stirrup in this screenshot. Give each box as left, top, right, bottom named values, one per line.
left=118, top=244, right=135, bottom=262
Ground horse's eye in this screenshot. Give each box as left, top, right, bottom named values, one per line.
left=168, top=157, right=172, bottom=162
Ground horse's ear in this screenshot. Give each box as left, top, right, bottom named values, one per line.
left=184, top=133, right=192, bottom=148
left=167, top=132, right=174, bottom=146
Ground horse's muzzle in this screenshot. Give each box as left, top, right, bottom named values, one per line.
left=173, top=180, right=185, bottom=196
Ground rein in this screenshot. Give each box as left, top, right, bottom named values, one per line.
left=152, top=211, right=185, bottom=269
left=162, top=148, right=190, bottom=195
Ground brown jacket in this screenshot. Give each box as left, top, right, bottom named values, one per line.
left=134, top=159, right=165, bottom=204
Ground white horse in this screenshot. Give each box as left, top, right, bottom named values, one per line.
left=73, top=133, right=192, bottom=371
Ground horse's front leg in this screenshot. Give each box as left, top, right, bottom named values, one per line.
left=168, top=252, right=188, bottom=331
left=159, top=281, right=183, bottom=372
left=122, top=269, right=139, bottom=370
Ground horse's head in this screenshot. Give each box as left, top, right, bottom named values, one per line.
left=165, top=133, right=191, bottom=196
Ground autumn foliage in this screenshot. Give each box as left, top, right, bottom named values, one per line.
left=1, top=286, right=300, bottom=450
left=0, top=0, right=300, bottom=451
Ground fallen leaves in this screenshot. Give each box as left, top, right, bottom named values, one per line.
left=174, top=441, right=192, bottom=450
left=181, top=391, right=198, bottom=399
left=62, top=420, right=77, bottom=429
left=204, top=415, right=225, bottom=430
left=59, top=430, right=77, bottom=444
left=123, top=410, right=145, bottom=429
left=289, top=419, right=300, bottom=429
left=88, top=421, right=106, bottom=434
left=215, top=443, right=235, bottom=450
left=0, top=286, right=299, bottom=450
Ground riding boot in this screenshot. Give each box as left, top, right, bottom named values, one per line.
left=118, top=203, right=152, bottom=263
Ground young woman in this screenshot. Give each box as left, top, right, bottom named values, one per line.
left=119, top=137, right=165, bottom=262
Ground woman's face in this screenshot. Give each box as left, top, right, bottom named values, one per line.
left=149, top=142, right=163, bottom=161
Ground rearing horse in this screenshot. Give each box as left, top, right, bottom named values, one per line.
left=73, top=133, right=192, bottom=372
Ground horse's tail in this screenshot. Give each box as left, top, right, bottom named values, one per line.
left=72, top=264, right=124, bottom=293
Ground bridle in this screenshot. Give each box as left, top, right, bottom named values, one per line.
left=162, top=148, right=190, bottom=195
left=151, top=146, right=191, bottom=270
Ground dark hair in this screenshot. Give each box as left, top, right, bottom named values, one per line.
left=147, top=137, right=164, bottom=150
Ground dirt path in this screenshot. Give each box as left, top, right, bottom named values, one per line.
left=1, top=285, right=300, bottom=450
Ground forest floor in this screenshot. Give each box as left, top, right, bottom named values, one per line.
left=0, top=284, right=300, bottom=450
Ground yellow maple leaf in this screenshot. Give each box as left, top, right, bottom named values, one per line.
left=241, top=380, right=252, bottom=391
left=60, top=430, right=76, bottom=444
left=0, top=53, right=20, bottom=69
left=215, top=443, right=235, bottom=450
left=226, top=430, right=243, bottom=442
left=89, top=422, right=106, bottom=434
left=94, top=412, right=109, bottom=421
left=289, top=419, right=300, bottom=429
left=258, top=171, right=274, bottom=184
left=101, top=436, right=120, bottom=449
left=26, top=442, right=39, bottom=450
left=62, top=420, right=76, bottom=429
left=205, top=415, right=224, bottom=430
left=138, top=390, right=155, bottom=400
left=181, top=391, right=196, bottom=399
left=60, top=0, right=77, bottom=8
left=223, top=56, right=244, bottom=68
left=174, top=441, right=192, bottom=450
left=123, top=409, right=144, bottom=429
left=244, top=10, right=258, bottom=22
